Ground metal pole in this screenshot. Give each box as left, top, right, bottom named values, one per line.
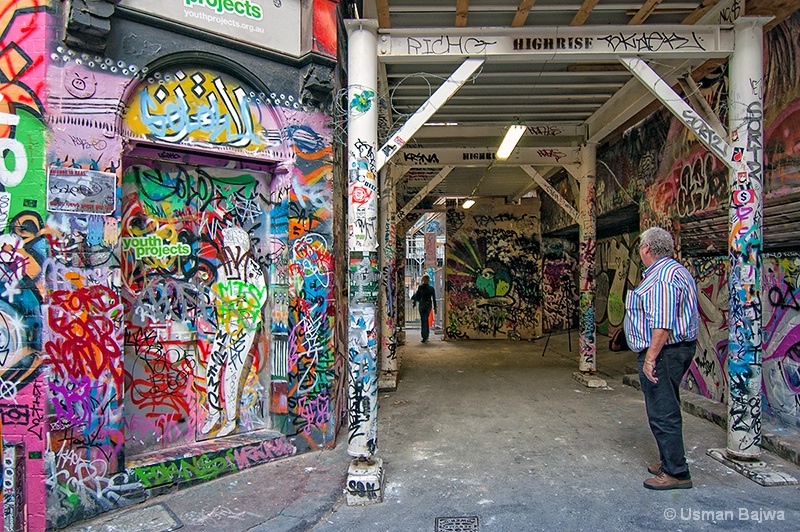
left=346, top=20, right=380, bottom=458
left=578, top=143, right=597, bottom=372
left=726, top=17, right=768, bottom=460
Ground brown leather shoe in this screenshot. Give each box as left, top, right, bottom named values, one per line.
left=648, top=462, right=662, bottom=475
left=644, top=471, right=692, bottom=490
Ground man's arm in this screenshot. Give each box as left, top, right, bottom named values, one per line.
left=643, top=328, right=670, bottom=383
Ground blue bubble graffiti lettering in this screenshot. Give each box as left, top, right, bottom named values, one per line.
left=138, top=85, right=262, bottom=148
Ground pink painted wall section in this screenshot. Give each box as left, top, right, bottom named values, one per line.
left=0, top=2, right=51, bottom=531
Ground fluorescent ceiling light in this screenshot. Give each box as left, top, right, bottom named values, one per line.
left=462, top=198, right=475, bottom=209
left=496, top=124, right=526, bottom=160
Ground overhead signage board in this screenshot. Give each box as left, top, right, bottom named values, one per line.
left=120, top=0, right=301, bottom=56
left=396, top=147, right=581, bottom=167
left=378, top=25, right=733, bottom=62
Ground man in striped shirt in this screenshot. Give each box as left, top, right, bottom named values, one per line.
left=624, top=226, right=699, bottom=490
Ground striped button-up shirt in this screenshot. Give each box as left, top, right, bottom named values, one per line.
left=623, top=256, right=699, bottom=353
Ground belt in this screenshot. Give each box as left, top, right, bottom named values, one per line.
left=666, top=339, right=697, bottom=347
left=639, top=339, right=696, bottom=355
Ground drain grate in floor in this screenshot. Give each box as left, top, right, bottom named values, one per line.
left=435, top=516, right=479, bottom=531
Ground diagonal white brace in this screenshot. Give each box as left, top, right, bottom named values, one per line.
left=618, top=55, right=734, bottom=169
left=521, top=166, right=579, bottom=222
left=376, top=58, right=485, bottom=172
left=394, top=166, right=454, bottom=223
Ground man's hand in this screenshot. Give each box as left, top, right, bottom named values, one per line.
left=643, top=359, right=658, bottom=383
left=643, top=328, right=670, bottom=384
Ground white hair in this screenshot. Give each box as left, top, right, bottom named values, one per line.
left=640, top=226, right=674, bottom=258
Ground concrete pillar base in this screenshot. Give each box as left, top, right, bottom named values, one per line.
left=346, top=457, right=385, bottom=505
left=572, top=371, right=607, bottom=388
left=396, top=329, right=406, bottom=346
left=707, top=448, right=798, bottom=486
left=378, top=370, right=398, bottom=391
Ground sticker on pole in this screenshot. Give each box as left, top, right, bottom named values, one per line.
left=733, top=189, right=755, bottom=206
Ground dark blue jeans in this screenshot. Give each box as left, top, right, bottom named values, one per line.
left=638, top=340, right=696, bottom=479
left=420, top=306, right=432, bottom=341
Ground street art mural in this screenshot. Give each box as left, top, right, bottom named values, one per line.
left=594, top=233, right=641, bottom=338
left=121, top=67, right=339, bottom=455
left=446, top=199, right=543, bottom=340
left=585, top=14, right=800, bottom=434
left=0, top=5, right=341, bottom=521
left=541, top=239, right=577, bottom=332
left=685, top=257, right=729, bottom=404
left=121, top=160, right=272, bottom=451
left=0, top=2, right=53, bottom=531
left=686, top=255, right=800, bottom=429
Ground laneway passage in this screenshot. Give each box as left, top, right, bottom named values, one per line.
left=314, top=330, right=800, bottom=531
left=65, top=330, right=799, bottom=532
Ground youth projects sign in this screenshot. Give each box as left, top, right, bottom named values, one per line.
left=120, top=0, right=301, bottom=56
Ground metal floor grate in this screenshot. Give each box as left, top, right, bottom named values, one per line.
left=435, top=516, right=479, bottom=531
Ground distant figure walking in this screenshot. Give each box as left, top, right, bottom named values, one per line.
left=411, top=275, right=437, bottom=343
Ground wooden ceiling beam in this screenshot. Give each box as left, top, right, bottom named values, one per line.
left=376, top=0, right=391, bottom=29
left=745, top=0, right=800, bottom=31
left=682, top=0, right=721, bottom=24
left=511, top=0, right=538, bottom=27
left=571, top=0, right=599, bottom=26
left=629, top=0, right=664, bottom=25
left=456, top=0, right=469, bottom=27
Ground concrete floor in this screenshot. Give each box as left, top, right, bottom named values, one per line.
left=313, top=328, right=800, bottom=532
left=66, top=327, right=800, bottom=531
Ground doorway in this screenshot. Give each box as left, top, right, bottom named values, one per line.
left=121, top=146, right=274, bottom=458
left=405, top=213, right=445, bottom=331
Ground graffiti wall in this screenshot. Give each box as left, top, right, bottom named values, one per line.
left=0, top=1, right=341, bottom=524
left=446, top=198, right=542, bottom=340
left=594, top=233, right=641, bottom=338
left=541, top=239, right=577, bottom=332
left=121, top=157, right=273, bottom=453
left=582, top=13, right=800, bottom=430
left=0, top=2, right=53, bottom=531
left=120, top=67, right=339, bottom=456
left=686, top=255, right=800, bottom=428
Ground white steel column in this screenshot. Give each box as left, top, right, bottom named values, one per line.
left=578, top=143, right=597, bottom=373
left=726, top=17, right=768, bottom=460
left=346, top=20, right=380, bottom=458
left=379, top=164, right=398, bottom=386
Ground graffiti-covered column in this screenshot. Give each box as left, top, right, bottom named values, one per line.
left=395, top=218, right=408, bottom=346
left=379, top=164, right=398, bottom=385
left=578, top=143, right=598, bottom=374
left=346, top=20, right=380, bottom=459
left=726, top=17, right=767, bottom=459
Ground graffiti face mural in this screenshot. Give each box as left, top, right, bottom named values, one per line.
left=446, top=200, right=543, bottom=340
